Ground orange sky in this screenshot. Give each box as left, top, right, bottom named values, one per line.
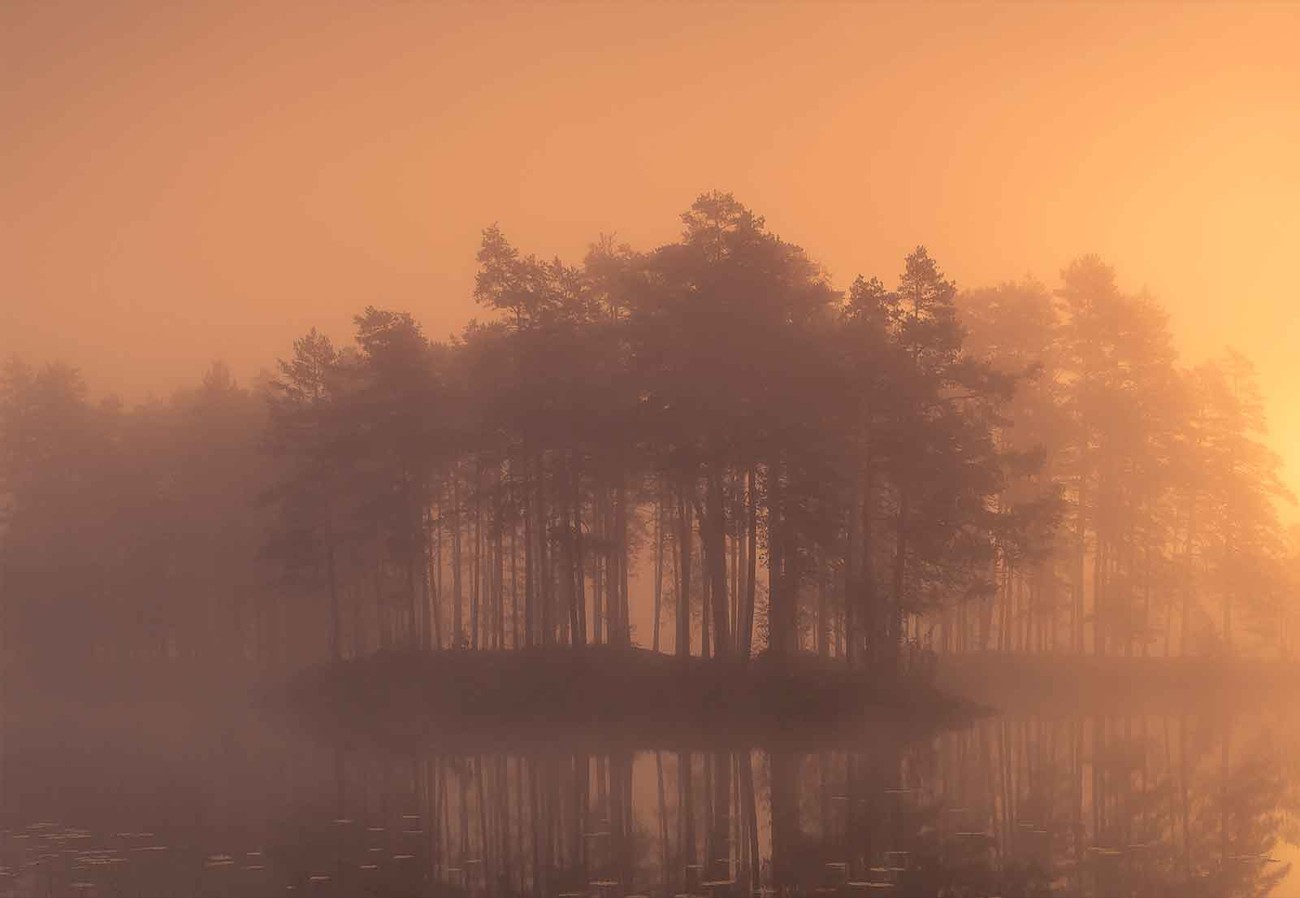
left=4, top=1, right=1299, bottom=492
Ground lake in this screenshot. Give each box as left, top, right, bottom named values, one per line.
left=2, top=697, right=1299, bottom=897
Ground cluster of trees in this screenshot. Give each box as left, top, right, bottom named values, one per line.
left=962, top=269, right=1298, bottom=657
left=261, top=192, right=1029, bottom=673
left=1, top=192, right=1295, bottom=687
left=0, top=359, right=325, bottom=686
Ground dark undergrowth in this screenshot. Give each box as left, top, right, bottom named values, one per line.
left=937, top=651, right=1300, bottom=714
left=278, top=645, right=982, bottom=751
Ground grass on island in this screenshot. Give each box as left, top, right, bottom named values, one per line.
left=282, top=645, right=980, bottom=748
left=937, top=651, right=1300, bottom=713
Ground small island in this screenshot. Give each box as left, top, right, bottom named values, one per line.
left=285, top=645, right=978, bottom=749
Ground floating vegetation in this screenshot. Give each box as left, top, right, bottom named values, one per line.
left=1086, top=846, right=1123, bottom=856
left=75, top=856, right=119, bottom=866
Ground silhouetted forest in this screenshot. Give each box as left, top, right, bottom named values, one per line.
left=2, top=193, right=1296, bottom=694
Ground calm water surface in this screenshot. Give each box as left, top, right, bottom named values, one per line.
left=2, top=700, right=1299, bottom=897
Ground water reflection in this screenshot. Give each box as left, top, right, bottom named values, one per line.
left=2, top=706, right=1298, bottom=897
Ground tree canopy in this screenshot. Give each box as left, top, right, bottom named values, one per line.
left=1, top=193, right=1295, bottom=691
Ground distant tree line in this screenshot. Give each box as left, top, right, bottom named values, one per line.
left=0, top=359, right=306, bottom=685
left=1, top=192, right=1295, bottom=686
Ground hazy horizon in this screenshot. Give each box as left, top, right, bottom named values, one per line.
left=9, top=6, right=1300, bottom=897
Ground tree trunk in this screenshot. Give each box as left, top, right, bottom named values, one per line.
left=702, top=463, right=730, bottom=659
left=653, top=480, right=664, bottom=653
left=452, top=467, right=464, bottom=649
left=614, top=479, right=630, bottom=648
left=523, top=461, right=535, bottom=649
left=324, top=504, right=341, bottom=663
left=767, top=460, right=797, bottom=661
left=570, top=455, right=587, bottom=648
left=1074, top=451, right=1088, bottom=656
left=741, top=466, right=757, bottom=659
left=676, top=481, right=693, bottom=659
left=890, top=485, right=909, bottom=674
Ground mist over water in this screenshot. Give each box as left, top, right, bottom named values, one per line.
left=4, top=700, right=1300, bottom=897
left=6, top=4, right=1300, bottom=897
left=4, top=194, right=1300, bottom=897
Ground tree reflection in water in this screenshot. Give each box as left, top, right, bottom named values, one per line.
left=0, top=708, right=1296, bottom=897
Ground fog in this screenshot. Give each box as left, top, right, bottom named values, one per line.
left=5, top=3, right=1300, bottom=897
left=5, top=3, right=1300, bottom=494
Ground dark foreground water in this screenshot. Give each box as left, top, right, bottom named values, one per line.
left=1, top=697, right=1298, bottom=897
